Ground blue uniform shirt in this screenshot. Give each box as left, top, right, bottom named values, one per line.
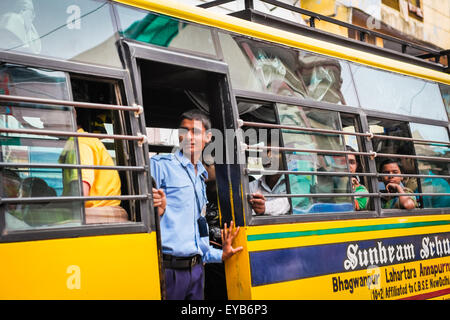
left=150, top=150, right=223, bottom=263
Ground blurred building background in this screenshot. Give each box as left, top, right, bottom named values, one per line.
left=182, top=0, right=449, bottom=67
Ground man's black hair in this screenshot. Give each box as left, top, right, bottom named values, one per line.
left=1, top=168, right=20, bottom=181
left=379, top=158, right=402, bottom=172
left=345, top=145, right=356, bottom=153
left=179, top=109, right=211, bottom=131
left=346, top=145, right=361, bottom=172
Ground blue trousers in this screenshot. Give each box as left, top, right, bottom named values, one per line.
left=165, top=263, right=204, bottom=300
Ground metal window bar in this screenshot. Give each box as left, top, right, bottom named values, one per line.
left=376, top=152, right=450, bottom=163
left=240, top=120, right=372, bottom=138
left=247, top=169, right=450, bottom=180
left=259, top=193, right=377, bottom=198
left=0, top=162, right=146, bottom=171
left=0, top=94, right=143, bottom=114
left=244, top=144, right=375, bottom=157
left=247, top=168, right=376, bottom=177
left=0, top=127, right=145, bottom=143
left=0, top=194, right=149, bottom=204
left=259, top=192, right=450, bottom=198
left=372, top=134, right=450, bottom=146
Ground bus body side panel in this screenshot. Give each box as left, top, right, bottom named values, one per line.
left=0, top=232, right=161, bottom=299
left=229, top=215, right=450, bottom=300
left=224, top=226, right=252, bottom=300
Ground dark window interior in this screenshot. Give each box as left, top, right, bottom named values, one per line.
left=139, top=59, right=223, bottom=153
left=70, top=76, right=136, bottom=220
left=140, top=60, right=211, bottom=127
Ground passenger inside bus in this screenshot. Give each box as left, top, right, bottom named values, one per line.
left=59, top=107, right=128, bottom=224
left=18, top=177, right=59, bottom=226
left=0, top=169, right=29, bottom=229
left=346, top=146, right=368, bottom=210
left=422, top=172, right=450, bottom=208
left=202, top=148, right=268, bottom=299
left=396, top=143, right=418, bottom=193
left=202, top=153, right=228, bottom=300
left=379, top=158, right=418, bottom=209
left=248, top=138, right=290, bottom=216
left=20, top=177, right=56, bottom=199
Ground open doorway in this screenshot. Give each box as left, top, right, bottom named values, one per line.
left=139, top=59, right=229, bottom=155
left=139, top=58, right=232, bottom=300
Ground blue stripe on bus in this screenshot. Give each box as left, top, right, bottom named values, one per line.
left=249, top=232, right=450, bottom=286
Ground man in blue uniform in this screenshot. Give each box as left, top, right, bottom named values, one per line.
left=150, top=109, right=243, bottom=300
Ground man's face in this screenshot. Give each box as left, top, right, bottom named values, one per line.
left=381, top=162, right=402, bottom=186
left=261, top=145, right=281, bottom=170
left=178, top=118, right=210, bottom=160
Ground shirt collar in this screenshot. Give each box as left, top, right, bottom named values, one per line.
left=174, top=149, right=208, bottom=180
left=260, top=174, right=285, bottom=192
left=175, top=149, right=190, bottom=167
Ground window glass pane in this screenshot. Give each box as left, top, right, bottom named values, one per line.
left=0, top=64, right=69, bottom=101
left=70, top=77, right=133, bottom=224
left=219, top=33, right=359, bottom=106
left=369, top=118, right=418, bottom=206
left=0, top=0, right=121, bottom=67
left=410, top=123, right=450, bottom=208
left=240, top=104, right=291, bottom=216
left=116, top=4, right=216, bottom=56
left=350, top=63, right=447, bottom=121
left=0, top=64, right=82, bottom=230
left=276, top=104, right=352, bottom=214
left=439, top=84, right=450, bottom=121
left=341, top=114, right=370, bottom=211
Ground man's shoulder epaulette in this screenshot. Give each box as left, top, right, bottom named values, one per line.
left=150, top=153, right=175, bottom=162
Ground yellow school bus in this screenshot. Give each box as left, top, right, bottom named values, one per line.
left=0, top=0, right=449, bottom=300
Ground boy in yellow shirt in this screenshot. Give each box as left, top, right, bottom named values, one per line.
left=76, top=127, right=121, bottom=208
left=59, top=112, right=127, bottom=223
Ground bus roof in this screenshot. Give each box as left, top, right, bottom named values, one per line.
left=114, top=0, right=450, bottom=85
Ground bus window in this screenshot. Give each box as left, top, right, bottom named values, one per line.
left=219, top=32, right=359, bottom=106
left=409, top=122, right=450, bottom=209
left=276, top=104, right=351, bottom=214
left=0, top=64, right=82, bottom=230
left=341, top=113, right=371, bottom=211
left=0, top=0, right=121, bottom=67
left=439, top=84, right=450, bottom=120
left=115, top=3, right=217, bottom=57
left=70, top=77, right=120, bottom=161
left=239, top=102, right=291, bottom=216
left=369, top=117, right=417, bottom=189
left=240, top=102, right=360, bottom=216
left=369, top=117, right=421, bottom=209
left=70, top=76, right=133, bottom=223
left=350, top=63, right=447, bottom=121
left=239, top=102, right=277, bottom=180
